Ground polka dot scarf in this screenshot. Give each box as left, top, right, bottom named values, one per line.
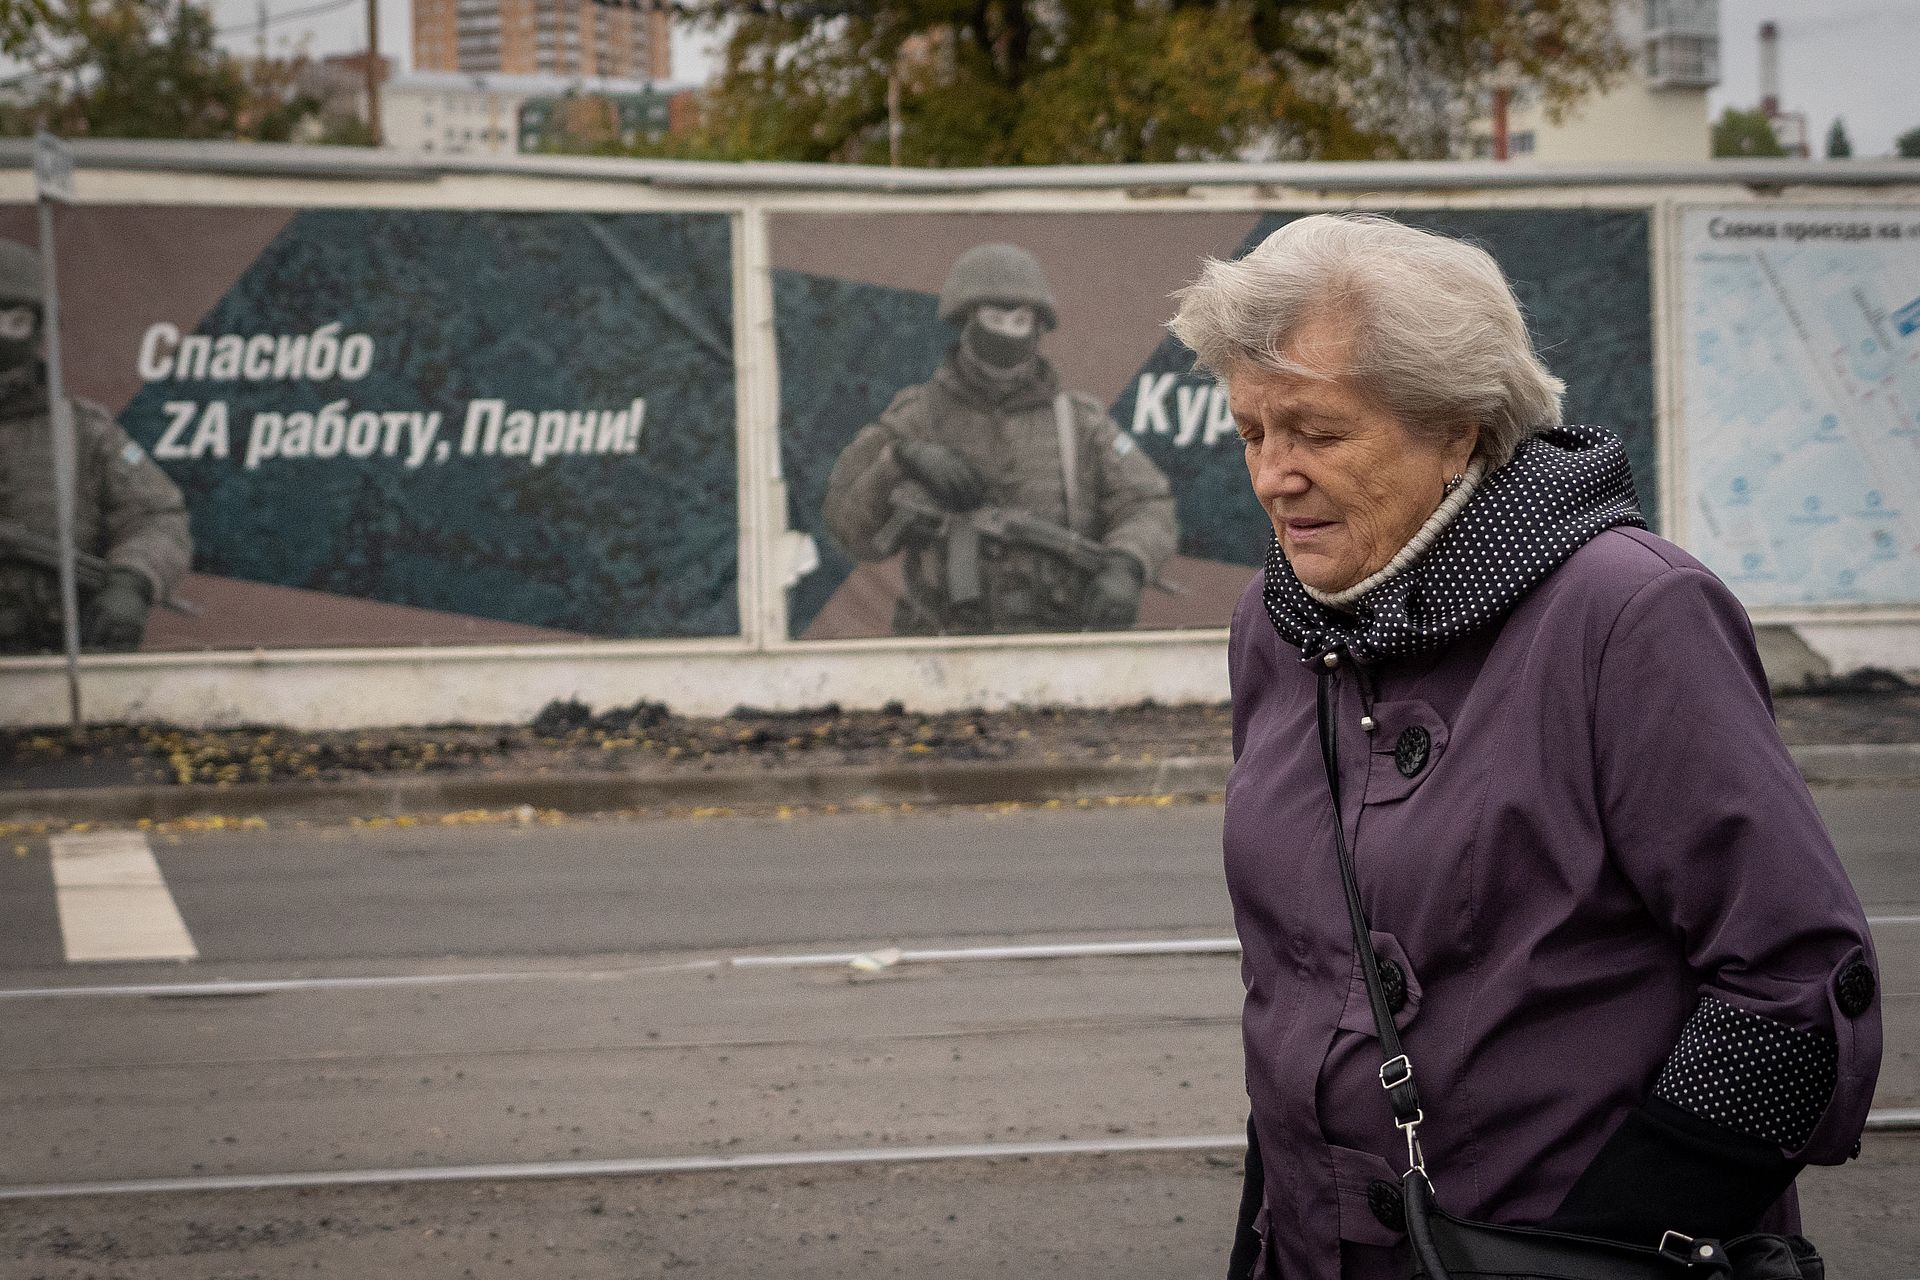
left=1261, top=424, right=1646, bottom=664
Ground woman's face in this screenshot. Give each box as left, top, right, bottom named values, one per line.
left=1229, top=315, right=1477, bottom=594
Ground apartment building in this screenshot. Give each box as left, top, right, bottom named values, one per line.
left=413, top=0, right=669, bottom=81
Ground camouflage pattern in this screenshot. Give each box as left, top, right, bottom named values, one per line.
left=937, top=244, right=1058, bottom=328
left=0, top=367, right=191, bottom=652
left=823, top=350, right=1175, bottom=634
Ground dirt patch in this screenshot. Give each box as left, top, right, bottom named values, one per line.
left=5, top=690, right=1916, bottom=794
left=0, top=701, right=1236, bottom=790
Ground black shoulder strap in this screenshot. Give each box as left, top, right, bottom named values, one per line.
left=1314, top=668, right=1427, bottom=1147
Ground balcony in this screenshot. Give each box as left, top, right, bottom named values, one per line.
left=1645, top=0, right=1718, bottom=38
left=1646, top=31, right=1719, bottom=88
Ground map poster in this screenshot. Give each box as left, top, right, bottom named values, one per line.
left=1678, top=205, right=1920, bottom=610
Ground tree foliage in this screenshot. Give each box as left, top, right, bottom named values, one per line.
left=1824, top=116, right=1851, bottom=159
left=0, top=0, right=333, bottom=142
left=1898, top=124, right=1920, bottom=159
left=666, top=0, right=1629, bottom=165
left=1710, top=107, right=1785, bottom=159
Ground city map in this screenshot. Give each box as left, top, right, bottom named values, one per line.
left=1679, top=205, right=1920, bottom=609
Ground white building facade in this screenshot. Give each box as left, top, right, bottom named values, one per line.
left=1467, top=0, right=1720, bottom=163
left=379, top=71, right=678, bottom=156
left=380, top=71, right=526, bottom=156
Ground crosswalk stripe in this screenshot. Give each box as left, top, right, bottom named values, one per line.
left=49, top=832, right=197, bottom=963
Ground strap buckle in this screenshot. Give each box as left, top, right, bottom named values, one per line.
left=1379, top=1054, right=1413, bottom=1092
left=1396, top=1108, right=1428, bottom=1178
left=1658, top=1231, right=1724, bottom=1268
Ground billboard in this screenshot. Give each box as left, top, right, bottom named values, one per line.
left=772, top=208, right=1655, bottom=640
left=0, top=205, right=738, bottom=653
left=0, top=201, right=1653, bottom=657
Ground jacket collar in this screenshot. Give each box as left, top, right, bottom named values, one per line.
left=1262, top=424, right=1646, bottom=665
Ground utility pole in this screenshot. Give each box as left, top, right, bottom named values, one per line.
left=33, top=132, right=81, bottom=736
left=886, top=69, right=902, bottom=166
left=365, top=0, right=383, bottom=145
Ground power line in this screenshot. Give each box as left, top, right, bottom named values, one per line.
left=213, top=0, right=361, bottom=39
left=0, top=0, right=366, bottom=86
left=1776, top=3, right=1920, bottom=39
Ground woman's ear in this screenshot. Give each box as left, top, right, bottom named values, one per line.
left=1446, top=423, right=1481, bottom=475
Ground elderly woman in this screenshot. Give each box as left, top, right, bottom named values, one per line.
left=1169, top=214, right=1880, bottom=1280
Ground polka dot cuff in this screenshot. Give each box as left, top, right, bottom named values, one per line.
left=1653, top=995, right=1838, bottom=1151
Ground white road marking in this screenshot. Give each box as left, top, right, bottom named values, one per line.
left=3, top=917, right=1914, bottom=1000
left=0, top=937, right=1238, bottom=1000
left=729, top=937, right=1243, bottom=968
left=49, top=831, right=197, bottom=964
left=0, top=1133, right=1245, bottom=1200
left=0, top=959, right=722, bottom=1001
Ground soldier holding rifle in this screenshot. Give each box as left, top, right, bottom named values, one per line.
left=0, top=240, right=190, bottom=653
left=823, top=242, right=1177, bottom=635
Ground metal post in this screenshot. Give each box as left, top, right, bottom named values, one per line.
left=32, top=133, right=81, bottom=734
left=365, top=0, right=383, bottom=145
left=887, top=70, right=903, bottom=167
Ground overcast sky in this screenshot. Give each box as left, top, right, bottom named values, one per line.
left=1709, top=0, right=1920, bottom=155
left=205, top=0, right=1920, bottom=156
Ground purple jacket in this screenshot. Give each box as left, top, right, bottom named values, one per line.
left=1225, top=526, right=1881, bottom=1280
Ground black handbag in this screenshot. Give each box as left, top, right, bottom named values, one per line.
left=1301, top=667, right=1823, bottom=1280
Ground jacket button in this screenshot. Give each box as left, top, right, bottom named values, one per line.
left=1393, top=726, right=1431, bottom=777
left=1376, top=958, right=1408, bottom=1013
left=1835, top=958, right=1876, bottom=1017
left=1367, top=1179, right=1405, bottom=1231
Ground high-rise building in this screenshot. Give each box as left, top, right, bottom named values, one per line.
left=413, top=0, right=670, bottom=81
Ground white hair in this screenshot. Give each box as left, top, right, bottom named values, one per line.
left=1167, top=213, right=1564, bottom=468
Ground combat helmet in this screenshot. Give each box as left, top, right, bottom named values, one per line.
left=938, top=242, right=1057, bottom=329
left=0, top=240, right=41, bottom=307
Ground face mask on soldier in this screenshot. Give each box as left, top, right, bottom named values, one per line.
left=964, top=303, right=1040, bottom=370
left=0, top=304, right=37, bottom=371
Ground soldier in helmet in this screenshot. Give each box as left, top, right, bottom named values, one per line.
left=0, top=239, right=191, bottom=653
left=823, top=242, right=1177, bottom=635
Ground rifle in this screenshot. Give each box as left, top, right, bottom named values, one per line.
left=874, top=483, right=1181, bottom=607
left=0, top=518, right=200, bottom=615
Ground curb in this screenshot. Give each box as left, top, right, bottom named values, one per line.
left=1788, top=743, right=1920, bottom=785
left=4, top=745, right=1917, bottom=827
left=0, top=755, right=1234, bottom=825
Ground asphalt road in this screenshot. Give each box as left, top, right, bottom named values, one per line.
left=4, top=790, right=1916, bottom=967
left=1, top=792, right=1915, bottom=1278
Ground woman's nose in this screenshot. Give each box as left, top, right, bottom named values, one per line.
left=1251, top=445, right=1308, bottom=499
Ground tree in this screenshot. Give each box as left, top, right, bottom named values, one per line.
left=1825, top=117, right=1852, bottom=159
left=1711, top=107, right=1785, bottom=158
left=0, top=0, right=324, bottom=142
left=664, top=0, right=1628, bottom=165
left=1898, top=125, right=1920, bottom=158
